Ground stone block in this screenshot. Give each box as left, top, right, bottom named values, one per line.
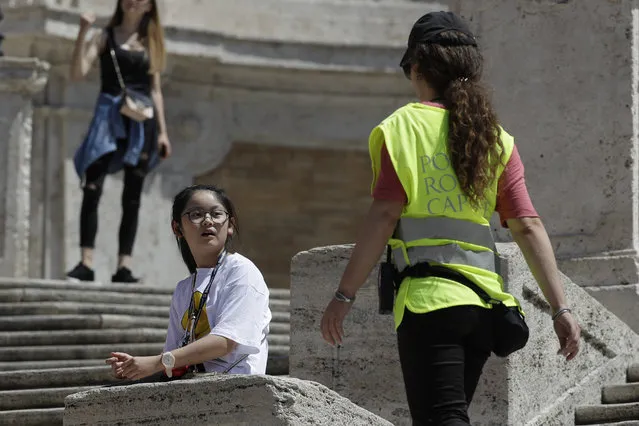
left=584, top=284, right=639, bottom=334
left=63, top=374, right=393, bottom=425
left=290, top=243, right=639, bottom=425
left=289, top=245, right=408, bottom=425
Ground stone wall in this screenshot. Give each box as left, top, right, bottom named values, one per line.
left=196, top=143, right=371, bottom=288
left=290, top=243, right=639, bottom=425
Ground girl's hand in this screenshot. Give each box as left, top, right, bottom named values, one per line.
left=79, top=13, right=96, bottom=33
left=105, top=351, right=131, bottom=379
left=107, top=352, right=162, bottom=380
left=158, top=133, right=172, bottom=159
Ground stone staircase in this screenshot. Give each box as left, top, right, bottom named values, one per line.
left=0, top=277, right=290, bottom=426
left=575, top=364, right=639, bottom=425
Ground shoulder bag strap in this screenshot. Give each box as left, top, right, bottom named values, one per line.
left=427, top=264, right=496, bottom=304
left=399, top=262, right=498, bottom=305
left=222, top=354, right=249, bottom=373
left=108, top=29, right=127, bottom=94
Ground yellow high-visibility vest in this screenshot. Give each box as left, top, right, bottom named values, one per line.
left=369, top=102, right=523, bottom=328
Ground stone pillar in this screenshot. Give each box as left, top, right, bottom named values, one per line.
left=0, top=5, right=4, bottom=57
left=0, top=58, right=49, bottom=277
left=290, top=244, right=639, bottom=425
left=455, top=0, right=639, bottom=331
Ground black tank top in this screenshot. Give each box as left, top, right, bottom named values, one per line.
left=99, top=28, right=153, bottom=96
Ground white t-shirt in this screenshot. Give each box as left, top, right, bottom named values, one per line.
left=163, top=252, right=271, bottom=374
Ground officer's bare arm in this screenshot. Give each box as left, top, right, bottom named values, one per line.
left=507, top=216, right=569, bottom=314
left=337, top=198, right=404, bottom=298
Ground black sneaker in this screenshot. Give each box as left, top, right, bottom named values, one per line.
left=66, top=263, right=95, bottom=282
left=112, top=267, right=140, bottom=283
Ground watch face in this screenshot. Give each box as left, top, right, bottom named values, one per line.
left=161, top=352, right=175, bottom=367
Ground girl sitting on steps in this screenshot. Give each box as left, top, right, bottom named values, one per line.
left=106, top=185, right=271, bottom=378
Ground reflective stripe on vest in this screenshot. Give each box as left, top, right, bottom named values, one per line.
left=395, top=217, right=495, bottom=249
left=392, top=244, right=496, bottom=273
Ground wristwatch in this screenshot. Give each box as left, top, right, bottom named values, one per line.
left=161, top=352, right=176, bottom=378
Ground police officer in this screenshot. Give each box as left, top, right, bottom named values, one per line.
left=320, top=11, right=581, bottom=426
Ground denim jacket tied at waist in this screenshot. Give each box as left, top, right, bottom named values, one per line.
left=74, top=92, right=159, bottom=179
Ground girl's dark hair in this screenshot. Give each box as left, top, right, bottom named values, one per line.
left=171, top=184, right=240, bottom=274
left=411, top=31, right=504, bottom=208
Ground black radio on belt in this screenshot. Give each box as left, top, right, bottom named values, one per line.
left=378, top=245, right=398, bottom=315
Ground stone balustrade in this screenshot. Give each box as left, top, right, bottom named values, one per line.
left=289, top=243, right=639, bottom=425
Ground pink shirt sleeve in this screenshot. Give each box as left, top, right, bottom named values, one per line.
left=372, top=144, right=408, bottom=204
left=495, top=145, right=539, bottom=227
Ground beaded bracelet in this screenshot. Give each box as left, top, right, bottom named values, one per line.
left=552, top=307, right=572, bottom=321
left=334, top=290, right=355, bottom=303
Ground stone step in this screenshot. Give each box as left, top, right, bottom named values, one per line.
left=0, top=277, right=291, bottom=299
left=0, top=314, right=168, bottom=331
left=272, top=311, right=290, bottom=323
left=268, top=344, right=289, bottom=356
left=269, top=298, right=290, bottom=312
left=0, top=386, right=96, bottom=411
left=0, top=342, right=165, bottom=362
left=0, top=277, right=174, bottom=294
left=267, top=343, right=291, bottom=376
left=629, top=364, right=639, bottom=383
left=0, top=350, right=290, bottom=391
left=0, top=366, right=114, bottom=391
left=269, top=322, right=290, bottom=334
left=0, top=407, right=63, bottom=426
left=0, top=356, right=288, bottom=376
left=575, top=402, right=639, bottom=425
left=269, top=288, right=291, bottom=300
left=0, top=293, right=289, bottom=313
left=0, top=288, right=173, bottom=306
left=0, top=328, right=167, bottom=346
left=0, top=301, right=170, bottom=317
left=0, top=359, right=105, bottom=371
left=0, top=328, right=289, bottom=347
left=0, top=312, right=288, bottom=332
left=603, top=383, right=639, bottom=404
left=0, top=342, right=289, bottom=364
left=268, top=334, right=290, bottom=346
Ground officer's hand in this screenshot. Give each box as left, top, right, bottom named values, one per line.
left=553, top=312, right=581, bottom=361
left=321, top=298, right=353, bottom=346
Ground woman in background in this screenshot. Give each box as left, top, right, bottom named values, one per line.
left=67, top=0, right=171, bottom=283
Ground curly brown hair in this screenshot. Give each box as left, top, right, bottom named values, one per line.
left=411, top=31, right=504, bottom=209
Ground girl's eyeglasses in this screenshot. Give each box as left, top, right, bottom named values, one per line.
left=183, top=209, right=229, bottom=225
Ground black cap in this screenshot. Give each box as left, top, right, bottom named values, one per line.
left=400, top=11, right=477, bottom=68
